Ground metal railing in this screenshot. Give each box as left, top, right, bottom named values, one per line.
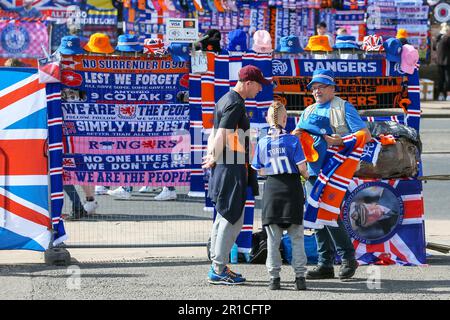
left=61, top=185, right=263, bottom=248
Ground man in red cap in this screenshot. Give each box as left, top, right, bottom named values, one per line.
left=203, top=65, right=270, bottom=285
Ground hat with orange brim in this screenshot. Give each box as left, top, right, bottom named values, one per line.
left=84, top=33, right=114, bottom=54
left=304, top=35, right=332, bottom=52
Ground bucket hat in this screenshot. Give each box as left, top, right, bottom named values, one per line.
left=168, top=42, right=190, bottom=62
left=143, top=38, right=166, bottom=55
left=115, top=34, right=143, bottom=52
left=396, top=29, right=408, bottom=39
left=307, top=68, right=337, bottom=90
left=383, top=37, right=402, bottom=62
left=304, top=35, right=332, bottom=52
left=400, top=44, right=419, bottom=75
left=252, top=30, right=273, bottom=53
left=227, top=29, right=247, bottom=52
left=83, top=33, right=114, bottom=54
left=361, top=34, right=384, bottom=52
left=57, top=35, right=84, bottom=55
left=333, top=35, right=359, bottom=50
left=278, top=35, right=303, bottom=53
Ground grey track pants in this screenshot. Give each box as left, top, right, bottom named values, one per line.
left=209, top=210, right=245, bottom=274
left=265, top=224, right=307, bottom=279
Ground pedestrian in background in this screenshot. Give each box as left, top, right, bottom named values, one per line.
left=316, top=22, right=334, bottom=47
left=434, top=23, right=450, bottom=101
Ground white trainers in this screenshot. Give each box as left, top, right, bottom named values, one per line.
left=107, top=187, right=132, bottom=199
left=95, top=186, right=109, bottom=195
left=138, top=186, right=152, bottom=193
left=154, top=187, right=177, bottom=201
left=83, top=200, right=98, bottom=214
left=438, top=93, right=445, bottom=101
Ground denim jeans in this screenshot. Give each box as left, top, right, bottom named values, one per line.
left=63, top=185, right=83, bottom=212
left=305, top=176, right=355, bottom=267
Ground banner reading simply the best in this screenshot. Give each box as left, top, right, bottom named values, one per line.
left=60, top=55, right=191, bottom=186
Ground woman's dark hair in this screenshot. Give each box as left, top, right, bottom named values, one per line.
left=317, top=22, right=327, bottom=29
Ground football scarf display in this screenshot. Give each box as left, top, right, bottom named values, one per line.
left=242, top=51, right=273, bottom=126
left=304, top=130, right=367, bottom=228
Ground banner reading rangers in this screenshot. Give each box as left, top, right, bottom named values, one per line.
left=272, top=59, right=408, bottom=110
left=61, top=55, right=191, bottom=186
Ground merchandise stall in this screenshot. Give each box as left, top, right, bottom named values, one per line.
left=190, top=46, right=425, bottom=265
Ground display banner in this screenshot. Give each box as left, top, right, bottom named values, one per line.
left=342, top=179, right=426, bottom=266
left=272, top=59, right=407, bottom=110
left=272, top=59, right=386, bottom=77
left=0, top=21, right=48, bottom=58
left=273, top=76, right=404, bottom=110
left=0, top=69, right=52, bottom=251
left=274, top=76, right=403, bottom=94
left=60, top=55, right=190, bottom=104
left=61, top=55, right=191, bottom=186
left=0, top=0, right=118, bottom=52
left=61, top=104, right=190, bottom=136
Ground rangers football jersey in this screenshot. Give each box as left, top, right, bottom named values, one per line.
left=251, top=128, right=306, bottom=175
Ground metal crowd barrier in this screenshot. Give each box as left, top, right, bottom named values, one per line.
left=61, top=185, right=263, bottom=248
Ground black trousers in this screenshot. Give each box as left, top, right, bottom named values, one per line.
left=437, top=64, right=450, bottom=94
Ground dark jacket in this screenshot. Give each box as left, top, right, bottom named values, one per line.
left=436, top=34, right=450, bottom=66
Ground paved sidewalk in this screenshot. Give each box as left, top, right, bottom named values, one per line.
left=421, top=101, right=450, bottom=118
left=0, top=219, right=448, bottom=265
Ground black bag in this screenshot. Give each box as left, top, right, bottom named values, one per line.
left=206, top=236, right=254, bottom=263
left=364, top=121, right=421, bottom=152
left=248, top=229, right=268, bottom=264
left=206, top=229, right=283, bottom=264
left=354, top=121, right=421, bottom=179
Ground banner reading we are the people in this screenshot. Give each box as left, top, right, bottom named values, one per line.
left=61, top=55, right=191, bottom=187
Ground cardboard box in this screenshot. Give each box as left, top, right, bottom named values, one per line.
left=420, top=79, right=434, bottom=101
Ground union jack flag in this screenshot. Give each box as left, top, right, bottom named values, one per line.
left=0, top=69, right=66, bottom=251
left=344, top=178, right=426, bottom=266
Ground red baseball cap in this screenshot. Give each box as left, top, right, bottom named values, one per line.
left=238, top=65, right=271, bottom=85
